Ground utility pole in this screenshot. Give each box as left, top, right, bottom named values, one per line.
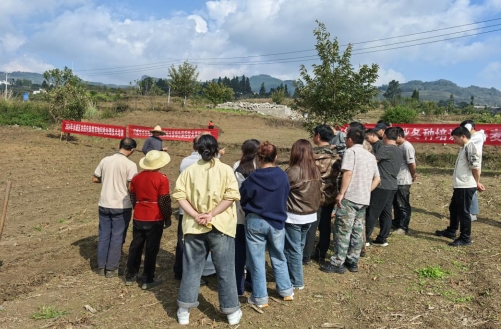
left=167, top=86, right=171, bottom=105
left=4, top=72, right=8, bottom=100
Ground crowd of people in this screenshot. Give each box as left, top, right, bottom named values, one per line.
left=92, top=120, right=486, bottom=325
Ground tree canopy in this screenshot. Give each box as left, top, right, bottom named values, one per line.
left=383, top=80, right=402, bottom=106
left=168, top=61, right=199, bottom=105
left=293, top=21, right=379, bottom=132
left=203, top=81, right=234, bottom=106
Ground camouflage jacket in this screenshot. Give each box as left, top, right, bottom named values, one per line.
left=313, top=146, right=342, bottom=206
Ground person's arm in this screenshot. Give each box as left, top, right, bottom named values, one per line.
left=177, top=199, right=199, bottom=218
left=92, top=176, right=101, bottom=183
left=158, top=194, right=172, bottom=228
left=472, top=168, right=486, bottom=192
left=130, top=192, right=136, bottom=209
left=408, top=162, right=417, bottom=181
left=335, top=170, right=353, bottom=209
left=197, top=200, right=234, bottom=225
left=371, top=176, right=381, bottom=191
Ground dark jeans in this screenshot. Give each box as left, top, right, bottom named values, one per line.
left=392, top=185, right=412, bottom=232
left=366, top=188, right=396, bottom=242
left=97, top=207, right=132, bottom=270
left=173, top=214, right=184, bottom=278
left=177, top=229, right=240, bottom=314
left=235, top=224, right=252, bottom=295
left=126, top=220, right=164, bottom=281
left=447, top=188, right=476, bottom=240
left=304, top=204, right=334, bottom=261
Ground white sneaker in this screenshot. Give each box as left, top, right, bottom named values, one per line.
left=471, top=214, right=477, bottom=221
left=227, top=309, right=242, bottom=325
left=177, top=309, right=190, bottom=325
left=365, top=242, right=370, bottom=247
left=293, top=285, right=305, bottom=290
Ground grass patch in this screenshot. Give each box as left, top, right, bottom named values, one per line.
left=0, top=99, right=53, bottom=129
left=30, top=305, right=67, bottom=320
left=451, top=260, right=468, bottom=271
left=416, top=266, right=447, bottom=279
left=453, top=296, right=474, bottom=303
left=34, top=224, right=43, bottom=232
left=57, top=219, right=66, bottom=224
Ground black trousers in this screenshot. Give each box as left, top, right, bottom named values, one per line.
left=392, top=185, right=412, bottom=232
left=448, top=188, right=476, bottom=240
left=173, top=215, right=184, bottom=278
left=126, top=220, right=163, bottom=282
left=366, top=188, right=396, bottom=242
left=303, top=204, right=334, bottom=260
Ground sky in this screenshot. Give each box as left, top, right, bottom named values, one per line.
left=1, top=0, right=501, bottom=89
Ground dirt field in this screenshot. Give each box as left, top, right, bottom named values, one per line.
left=0, top=108, right=500, bottom=329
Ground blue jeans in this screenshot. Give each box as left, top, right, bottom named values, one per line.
left=245, top=214, right=293, bottom=305
left=284, top=222, right=311, bottom=288
left=97, top=207, right=132, bottom=270
left=470, top=191, right=479, bottom=215
left=177, top=228, right=240, bottom=314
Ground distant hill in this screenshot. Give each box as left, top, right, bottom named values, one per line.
left=379, top=79, right=501, bottom=106
left=248, top=74, right=295, bottom=94
left=0, top=71, right=128, bottom=89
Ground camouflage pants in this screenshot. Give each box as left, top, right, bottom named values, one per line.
left=330, top=199, right=367, bottom=266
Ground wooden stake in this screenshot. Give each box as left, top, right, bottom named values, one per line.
left=0, top=181, right=12, bottom=241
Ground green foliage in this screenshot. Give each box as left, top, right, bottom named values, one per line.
left=471, top=112, right=501, bottom=124
left=383, top=80, right=402, bottom=106
left=168, top=61, right=200, bottom=105
left=380, top=105, right=418, bottom=124
left=30, top=305, right=67, bottom=320
left=294, top=21, right=379, bottom=132
left=271, top=89, right=286, bottom=104
left=203, top=81, right=234, bottom=106
left=411, top=89, right=420, bottom=101
left=415, top=266, right=447, bottom=279
left=0, top=99, right=52, bottom=128
left=453, top=296, right=474, bottom=303
left=43, top=67, right=90, bottom=122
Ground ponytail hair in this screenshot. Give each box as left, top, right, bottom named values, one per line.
left=257, top=141, right=277, bottom=164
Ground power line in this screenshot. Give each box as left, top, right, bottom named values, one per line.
left=76, top=17, right=501, bottom=73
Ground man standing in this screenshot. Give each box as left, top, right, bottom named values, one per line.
left=366, top=128, right=383, bottom=154
left=303, top=125, right=341, bottom=265
left=126, top=150, right=172, bottom=290
left=392, top=127, right=417, bottom=234
left=365, top=127, right=403, bottom=247
left=321, top=128, right=380, bottom=274
left=93, top=138, right=138, bottom=277
left=460, top=120, right=486, bottom=221
left=330, top=125, right=346, bottom=156
left=436, top=127, right=485, bottom=246
left=142, top=125, right=168, bottom=154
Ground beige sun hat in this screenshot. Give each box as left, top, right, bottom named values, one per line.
left=150, top=125, right=166, bottom=135
left=139, top=150, right=171, bottom=170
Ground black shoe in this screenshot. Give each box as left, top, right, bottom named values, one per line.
left=360, top=251, right=366, bottom=258
left=435, top=229, right=456, bottom=240
left=105, top=269, right=118, bottom=278
left=125, top=273, right=137, bottom=286
left=449, top=238, right=472, bottom=247
left=174, top=273, right=182, bottom=280
left=344, top=262, right=358, bottom=272
left=320, top=263, right=346, bottom=274
left=141, top=278, right=163, bottom=290
left=302, top=258, right=312, bottom=265
left=371, top=238, right=389, bottom=247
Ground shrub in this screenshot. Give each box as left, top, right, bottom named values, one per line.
left=380, top=105, right=418, bottom=124
left=271, top=89, right=286, bottom=105
left=0, top=100, right=53, bottom=128
left=83, top=102, right=99, bottom=119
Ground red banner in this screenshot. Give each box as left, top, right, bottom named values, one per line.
left=61, top=120, right=126, bottom=139
left=347, top=124, right=501, bottom=145
left=128, top=125, right=219, bottom=141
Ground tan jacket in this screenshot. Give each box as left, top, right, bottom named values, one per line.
left=286, top=165, right=322, bottom=215
left=313, top=146, right=341, bottom=206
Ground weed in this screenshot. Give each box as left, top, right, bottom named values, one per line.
left=57, top=219, right=65, bottom=224
left=415, top=266, right=447, bottom=279
left=451, top=260, right=467, bottom=271
left=34, top=225, right=43, bottom=232
left=30, top=305, right=67, bottom=320
left=453, top=296, right=474, bottom=303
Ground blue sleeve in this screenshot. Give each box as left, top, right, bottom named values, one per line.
left=142, top=138, right=151, bottom=155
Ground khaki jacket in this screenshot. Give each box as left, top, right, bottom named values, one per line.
left=313, top=146, right=341, bottom=206
left=286, top=165, right=322, bottom=215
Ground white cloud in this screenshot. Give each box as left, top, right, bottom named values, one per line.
left=0, top=33, right=26, bottom=52
left=480, top=61, right=501, bottom=80
left=0, top=55, right=54, bottom=73
left=188, top=15, right=208, bottom=33
left=375, top=68, right=406, bottom=86
left=206, top=0, right=237, bottom=27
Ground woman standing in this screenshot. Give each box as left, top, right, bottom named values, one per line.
left=233, top=139, right=260, bottom=296
left=284, top=140, right=321, bottom=289
left=240, top=141, right=292, bottom=308
left=172, top=135, right=242, bottom=326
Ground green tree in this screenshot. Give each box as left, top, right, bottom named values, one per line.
left=411, top=89, right=420, bottom=101
left=259, top=82, right=266, bottom=96
left=447, top=93, right=455, bottom=113
left=293, top=21, right=379, bottom=131
left=383, top=80, right=401, bottom=106
left=381, top=105, right=418, bottom=123
left=271, top=89, right=286, bottom=104
left=203, top=81, right=234, bottom=106
left=168, top=61, right=200, bottom=107
left=470, top=95, right=474, bottom=106
left=43, top=67, right=89, bottom=122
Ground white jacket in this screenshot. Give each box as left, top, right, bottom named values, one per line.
left=453, top=140, right=480, bottom=188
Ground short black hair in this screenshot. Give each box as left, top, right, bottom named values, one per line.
left=314, top=125, right=334, bottom=142
left=119, top=138, right=137, bottom=151
left=451, top=126, right=471, bottom=139
left=197, top=134, right=219, bottom=161
left=384, top=127, right=399, bottom=141
left=346, top=127, right=365, bottom=144
left=377, top=120, right=390, bottom=126
left=349, top=121, right=366, bottom=131
left=395, top=126, right=405, bottom=138
left=460, top=120, right=476, bottom=129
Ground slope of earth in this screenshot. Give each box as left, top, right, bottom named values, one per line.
left=0, top=108, right=500, bottom=329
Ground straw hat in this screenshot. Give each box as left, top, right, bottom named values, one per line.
left=150, top=125, right=166, bottom=135
left=139, top=150, right=171, bottom=170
